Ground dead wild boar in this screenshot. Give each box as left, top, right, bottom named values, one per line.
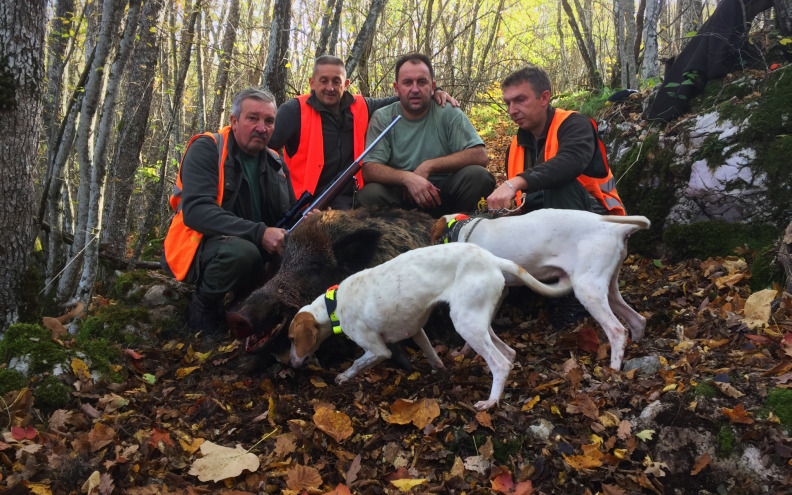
left=226, top=207, right=436, bottom=353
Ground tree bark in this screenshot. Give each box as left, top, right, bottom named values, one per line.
left=101, top=0, right=165, bottom=262
left=74, top=0, right=143, bottom=305
left=0, top=0, right=47, bottom=329
left=315, top=0, right=343, bottom=57
left=56, top=0, right=125, bottom=303
left=640, top=0, right=663, bottom=81
left=633, top=0, right=646, bottom=68
left=774, top=0, right=792, bottom=34
left=423, top=0, right=435, bottom=55
left=262, top=0, right=291, bottom=105
left=208, top=0, right=240, bottom=131
left=345, top=0, right=388, bottom=79
left=130, top=0, right=201, bottom=266
left=43, top=0, right=76, bottom=164
left=560, top=0, right=603, bottom=88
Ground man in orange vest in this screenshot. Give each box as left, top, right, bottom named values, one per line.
left=486, top=66, right=625, bottom=215
left=269, top=55, right=457, bottom=209
left=162, top=88, right=296, bottom=340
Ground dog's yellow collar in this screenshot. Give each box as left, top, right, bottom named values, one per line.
left=324, top=285, right=342, bottom=334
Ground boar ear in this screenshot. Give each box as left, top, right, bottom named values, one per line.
left=334, top=228, right=382, bottom=272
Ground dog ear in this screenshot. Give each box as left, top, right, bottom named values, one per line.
left=429, top=218, right=447, bottom=244
left=334, top=228, right=382, bottom=272
left=290, top=312, right=320, bottom=358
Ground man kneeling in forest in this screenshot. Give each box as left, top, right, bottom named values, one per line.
left=161, top=88, right=296, bottom=344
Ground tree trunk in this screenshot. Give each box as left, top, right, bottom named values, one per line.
left=262, top=0, right=291, bottom=105
left=208, top=0, right=240, bottom=131
left=614, top=0, right=638, bottom=88
left=130, top=0, right=201, bottom=266
left=56, top=0, right=125, bottom=303
left=633, top=0, right=646, bottom=68
left=101, top=0, right=164, bottom=262
left=560, top=0, right=603, bottom=88
left=423, top=0, right=435, bottom=55
left=679, top=0, right=704, bottom=52
left=195, top=8, right=206, bottom=130
left=0, top=0, right=47, bottom=329
left=640, top=0, right=663, bottom=81
left=774, top=0, right=792, bottom=34
left=251, top=0, right=273, bottom=85
left=345, top=0, right=388, bottom=79
left=74, top=0, right=143, bottom=305
left=43, top=0, right=76, bottom=165
left=316, top=0, right=343, bottom=57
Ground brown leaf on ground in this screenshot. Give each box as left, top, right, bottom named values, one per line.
left=286, top=464, right=323, bottom=492
left=722, top=404, right=754, bottom=424
left=386, top=398, right=440, bottom=429
left=313, top=406, right=353, bottom=443
left=691, top=453, right=712, bottom=475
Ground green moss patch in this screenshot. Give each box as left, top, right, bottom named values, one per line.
left=717, top=426, right=736, bottom=457
left=694, top=380, right=718, bottom=398
left=33, top=375, right=72, bottom=415
left=764, top=388, right=792, bottom=429
left=0, top=324, right=69, bottom=376
left=76, top=304, right=151, bottom=346
left=0, top=369, right=27, bottom=395
left=662, top=220, right=778, bottom=260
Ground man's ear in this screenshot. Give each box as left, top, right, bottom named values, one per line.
left=334, top=228, right=382, bottom=273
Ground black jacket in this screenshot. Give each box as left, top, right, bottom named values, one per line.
left=179, top=127, right=296, bottom=248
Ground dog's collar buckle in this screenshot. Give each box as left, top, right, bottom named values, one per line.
left=325, top=285, right=343, bottom=334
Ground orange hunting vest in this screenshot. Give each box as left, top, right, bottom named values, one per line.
left=507, top=109, right=626, bottom=215
left=162, top=127, right=230, bottom=281
left=284, top=93, right=369, bottom=197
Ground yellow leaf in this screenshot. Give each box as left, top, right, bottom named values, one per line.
left=563, top=454, right=602, bottom=470
left=218, top=341, right=240, bottom=353
left=589, top=434, right=604, bottom=445
left=310, top=376, right=327, bottom=388
left=407, top=371, right=421, bottom=380
left=742, top=289, right=777, bottom=330
left=551, top=405, right=563, bottom=417
left=26, top=483, right=53, bottom=495
left=780, top=38, right=791, bottom=45
left=180, top=437, right=205, bottom=454
left=662, top=383, right=678, bottom=393
left=390, top=478, right=427, bottom=491
left=521, top=395, right=540, bottom=411
left=71, top=358, right=91, bottom=381
left=636, top=429, right=655, bottom=441
left=613, top=448, right=627, bottom=459
left=176, top=366, right=199, bottom=378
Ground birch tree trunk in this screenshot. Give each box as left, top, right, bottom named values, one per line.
left=56, top=0, right=125, bottom=303
left=614, top=0, right=638, bottom=88
left=208, top=0, right=240, bottom=131
left=195, top=8, right=206, bottom=130
left=679, top=0, right=704, bottom=52
left=102, top=0, right=165, bottom=262
left=0, top=0, right=47, bottom=329
left=262, top=0, right=291, bottom=105
left=43, top=0, right=76, bottom=165
left=75, top=0, right=142, bottom=305
left=346, top=0, right=388, bottom=78
left=640, top=0, right=663, bottom=81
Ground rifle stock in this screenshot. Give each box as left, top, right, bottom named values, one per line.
left=285, top=115, right=402, bottom=232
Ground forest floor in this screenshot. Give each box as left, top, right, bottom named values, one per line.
left=4, top=243, right=792, bottom=494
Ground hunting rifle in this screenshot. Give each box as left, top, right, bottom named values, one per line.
left=278, top=115, right=402, bottom=232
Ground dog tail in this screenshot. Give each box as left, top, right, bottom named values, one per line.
left=602, top=215, right=651, bottom=231
left=498, top=259, right=573, bottom=297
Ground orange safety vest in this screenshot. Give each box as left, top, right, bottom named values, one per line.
left=284, top=93, right=369, bottom=197
left=162, top=127, right=230, bottom=281
left=506, top=109, right=626, bottom=215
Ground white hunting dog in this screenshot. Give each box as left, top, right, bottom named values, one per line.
left=288, top=243, right=572, bottom=410
left=430, top=208, right=651, bottom=369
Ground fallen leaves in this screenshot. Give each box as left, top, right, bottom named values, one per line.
left=385, top=398, right=440, bottom=429
left=313, top=406, right=353, bottom=443
left=188, top=441, right=260, bottom=482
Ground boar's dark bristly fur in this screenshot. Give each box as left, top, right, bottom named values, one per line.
left=226, top=208, right=436, bottom=350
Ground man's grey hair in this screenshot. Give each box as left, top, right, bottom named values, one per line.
left=231, top=87, right=276, bottom=118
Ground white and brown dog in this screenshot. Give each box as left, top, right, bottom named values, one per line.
left=288, top=243, right=572, bottom=410
left=431, top=209, right=650, bottom=369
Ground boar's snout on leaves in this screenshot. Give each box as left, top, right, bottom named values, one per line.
left=227, top=208, right=436, bottom=352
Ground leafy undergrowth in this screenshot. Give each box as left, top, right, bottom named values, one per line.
left=2, top=254, right=792, bottom=494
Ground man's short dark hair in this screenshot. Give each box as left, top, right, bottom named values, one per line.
left=231, top=87, right=276, bottom=118
left=395, top=53, right=434, bottom=81
left=502, top=66, right=552, bottom=96
left=314, top=55, right=346, bottom=75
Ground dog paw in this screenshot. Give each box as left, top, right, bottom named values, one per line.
left=474, top=399, right=498, bottom=410
left=335, top=374, right=350, bottom=386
